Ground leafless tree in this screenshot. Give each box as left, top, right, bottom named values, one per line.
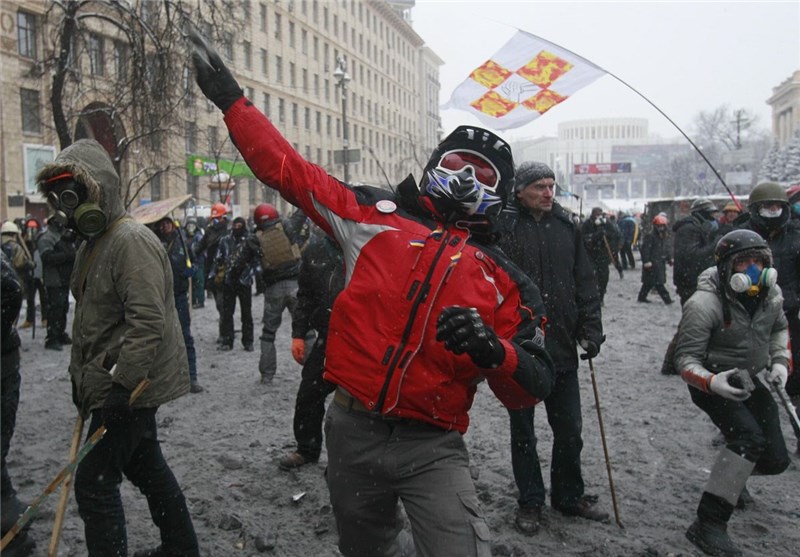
left=37, top=0, right=241, bottom=207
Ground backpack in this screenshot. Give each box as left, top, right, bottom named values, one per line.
left=256, top=222, right=301, bottom=270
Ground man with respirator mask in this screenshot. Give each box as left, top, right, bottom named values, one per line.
left=36, top=139, right=199, bottom=557
left=675, top=229, right=790, bottom=557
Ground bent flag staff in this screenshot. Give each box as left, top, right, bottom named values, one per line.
left=444, top=29, right=741, bottom=210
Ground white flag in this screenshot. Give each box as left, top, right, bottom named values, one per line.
left=442, top=30, right=607, bottom=131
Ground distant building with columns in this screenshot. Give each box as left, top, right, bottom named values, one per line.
left=767, top=70, right=800, bottom=148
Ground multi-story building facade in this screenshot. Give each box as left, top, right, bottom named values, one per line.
left=1, top=0, right=442, bottom=222
left=767, top=70, right=800, bottom=148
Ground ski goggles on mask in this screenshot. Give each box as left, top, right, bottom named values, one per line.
left=426, top=150, right=502, bottom=216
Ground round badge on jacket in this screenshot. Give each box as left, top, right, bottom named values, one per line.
left=376, top=200, right=397, bottom=214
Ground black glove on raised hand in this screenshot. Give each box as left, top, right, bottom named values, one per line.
left=579, top=338, right=600, bottom=360
left=188, top=28, right=244, bottom=112
left=436, top=306, right=505, bottom=369
left=102, top=383, right=133, bottom=430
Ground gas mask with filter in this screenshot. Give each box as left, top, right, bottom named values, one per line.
left=43, top=173, right=107, bottom=239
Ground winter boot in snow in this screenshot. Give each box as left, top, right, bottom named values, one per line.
left=686, top=448, right=754, bottom=556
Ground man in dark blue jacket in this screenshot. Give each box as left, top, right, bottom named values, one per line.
left=153, top=217, right=203, bottom=393
left=498, top=162, right=608, bottom=534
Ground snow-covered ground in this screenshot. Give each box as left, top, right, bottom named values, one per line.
left=7, top=261, right=799, bottom=556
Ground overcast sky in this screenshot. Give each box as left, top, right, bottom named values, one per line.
left=411, top=1, right=800, bottom=142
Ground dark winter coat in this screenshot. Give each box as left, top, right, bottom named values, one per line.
left=161, top=229, right=193, bottom=297
left=640, top=230, right=671, bottom=286
left=497, top=202, right=603, bottom=371
left=291, top=232, right=344, bottom=339
left=222, top=97, right=554, bottom=432
left=618, top=216, right=637, bottom=245
left=676, top=267, right=789, bottom=393
left=581, top=218, right=620, bottom=264
left=672, top=213, right=718, bottom=293
left=37, top=226, right=75, bottom=288
left=195, top=219, right=227, bottom=280
left=1, top=252, right=22, bottom=356
left=36, top=139, right=189, bottom=417
left=737, top=215, right=800, bottom=315
left=214, top=230, right=261, bottom=288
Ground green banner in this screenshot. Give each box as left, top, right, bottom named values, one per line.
left=186, top=154, right=256, bottom=179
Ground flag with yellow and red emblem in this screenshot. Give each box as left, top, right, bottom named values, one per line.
left=442, top=30, right=606, bottom=131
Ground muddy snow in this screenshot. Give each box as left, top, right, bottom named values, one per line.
left=7, top=264, right=799, bottom=556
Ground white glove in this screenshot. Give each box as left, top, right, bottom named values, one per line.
left=643, top=262, right=653, bottom=269
left=767, top=363, right=789, bottom=387
left=709, top=369, right=751, bottom=401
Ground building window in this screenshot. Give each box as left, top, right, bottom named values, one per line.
left=302, top=29, right=308, bottom=54
left=278, top=98, right=285, bottom=122
left=243, top=41, right=251, bottom=69
left=313, top=36, right=319, bottom=59
left=208, top=126, right=218, bottom=154
left=260, top=3, right=267, bottom=30
left=313, top=0, right=319, bottom=22
left=276, top=55, right=283, bottom=82
left=302, top=68, right=308, bottom=92
left=89, top=33, right=105, bottom=76
left=262, top=93, right=270, bottom=118
left=187, top=174, right=199, bottom=198
left=185, top=121, right=197, bottom=152
left=260, top=48, right=268, bottom=75
left=274, top=12, right=282, bottom=40
left=17, top=11, right=37, bottom=59
left=150, top=173, right=162, bottom=202
left=290, top=62, right=296, bottom=87
left=222, top=32, right=233, bottom=62
left=304, top=107, right=310, bottom=129
left=292, top=103, right=298, bottom=127
left=113, top=40, right=128, bottom=80
left=289, top=21, right=295, bottom=48
left=316, top=111, right=321, bottom=133
left=20, top=88, right=41, bottom=134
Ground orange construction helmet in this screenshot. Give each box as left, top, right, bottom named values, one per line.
left=652, top=214, right=668, bottom=226
left=210, top=203, right=228, bottom=219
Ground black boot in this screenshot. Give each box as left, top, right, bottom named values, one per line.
left=686, top=516, right=741, bottom=556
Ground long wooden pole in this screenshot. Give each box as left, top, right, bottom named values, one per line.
left=0, top=379, right=150, bottom=550
left=587, top=358, right=624, bottom=529
left=47, top=415, right=84, bottom=557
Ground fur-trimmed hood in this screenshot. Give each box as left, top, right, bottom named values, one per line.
left=35, top=139, right=125, bottom=227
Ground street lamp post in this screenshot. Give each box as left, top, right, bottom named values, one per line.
left=333, top=55, right=351, bottom=184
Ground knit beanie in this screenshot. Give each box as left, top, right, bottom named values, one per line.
left=514, top=162, right=555, bottom=193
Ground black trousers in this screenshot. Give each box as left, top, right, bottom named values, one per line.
left=689, top=380, right=789, bottom=473
left=293, top=336, right=335, bottom=459
left=591, top=261, right=609, bottom=303
left=620, top=243, right=635, bottom=269
left=219, top=283, right=253, bottom=347
left=45, top=285, right=69, bottom=342
left=1, top=350, right=21, bottom=501
left=24, top=276, right=47, bottom=323
left=74, top=408, right=198, bottom=557
left=508, top=367, right=585, bottom=508
left=785, top=311, right=800, bottom=397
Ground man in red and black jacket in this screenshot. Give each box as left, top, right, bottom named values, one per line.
left=191, top=32, right=553, bottom=557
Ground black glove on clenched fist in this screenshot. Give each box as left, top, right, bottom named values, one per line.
left=188, top=28, right=244, bottom=112
left=102, top=383, right=133, bottom=430
left=579, top=339, right=600, bottom=361
left=436, top=306, right=505, bottom=369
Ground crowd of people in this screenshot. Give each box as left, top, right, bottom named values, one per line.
left=0, top=31, right=797, bottom=557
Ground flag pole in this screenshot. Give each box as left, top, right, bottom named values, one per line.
left=513, top=29, right=743, bottom=211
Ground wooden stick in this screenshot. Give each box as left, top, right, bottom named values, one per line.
left=588, top=358, right=624, bottom=529
left=0, top=379, right=150, bottom=550
left=47, top=415, right=84, bottom=557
